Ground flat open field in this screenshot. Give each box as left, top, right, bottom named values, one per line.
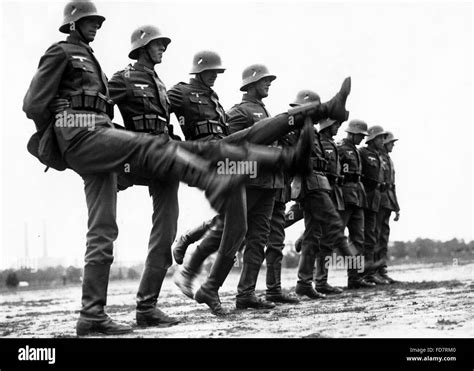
left=0, top=260, right=472, bottom=338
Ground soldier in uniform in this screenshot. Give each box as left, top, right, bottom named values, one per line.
left=360, top=125, right=389, bottom=285
left=228, top=64, right=298, bottom=308
left=105, top=25, right=181, bottom=328
left=23, top=1, right=292, bottom=335
left=292, top=90, right=356, bottom=300
left=376, top=131, right=400, bottom=283
left=169, top=55, right=353, bottom=314
left=314, top=118, right=345, bottom=294
left=338, top=120, right=376, bottom=289
left=265, top=153, right=300, bottom=304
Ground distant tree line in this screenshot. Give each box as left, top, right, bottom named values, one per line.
left=389, top=238, right=473, bottom=260
left=2, top=238, right=472, bottom=288
left=0, top=264, right=144, bottom=289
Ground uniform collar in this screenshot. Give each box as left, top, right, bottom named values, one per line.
left=366, top=143, right=380, bottom=154
left=342, top=138, right=357, bottom=149
left=241, top=94, right=265, bottom=106
left=189, top=77, right=215, bottom=93
left=66, top=34, right=94, bottom=53
left=133, top=62, right=156, bottom=76
left=320, top=131, right=334, bottom=142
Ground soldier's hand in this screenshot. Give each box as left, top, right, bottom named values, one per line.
left=394, top=212, right=400, bottom=222
left=49, top=98, right=70, bottom=113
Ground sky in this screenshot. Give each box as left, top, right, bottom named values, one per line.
left=0, top=0, right=472, bottom=269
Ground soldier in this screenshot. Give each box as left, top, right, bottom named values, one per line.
left=314, top=118, right=345, bottom=294
left=360, top=125, right=389, bottom=285
left=228, top=64, right=298, bottom=308
left=265, top=150, right=300, bottom=304
left=23, top=1, right=299, bottom=335
left=292, top=90, right=356, bottom=300
left=338, top=120, right=376, bottom=289
left=376, top=131, right=400, bottom=283
left=169, top=54, right=353, bottom=314
left=105, top=25, right=181, bottom=328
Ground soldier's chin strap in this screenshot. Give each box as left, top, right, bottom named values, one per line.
left=145, top=46, right=155, bottom=66
left=196, top=74, right=211, bottom=88
left=73, top=27, right=89, bottom=44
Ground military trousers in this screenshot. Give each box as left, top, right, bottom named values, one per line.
left=363, top=209, right=379, bottom=277
left=56, top=114, right=263, bottom=266
left=144, top=179, right=180, bottom=270
left=188, top=111, right=306, bottom=265
left=237, top=188, right=276, bottom=297
left=339, top=205, right=365, bottom=254
left=297, top=190, right=344, bottom=287
left=265, top=199, right=286, bottom=294
left=375, top=207, right=392, bottom=268
left=339, top=205, right=365, bottom=281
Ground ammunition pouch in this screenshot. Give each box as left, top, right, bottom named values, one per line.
left=70, top=90, right=114, bottom=119
left=379, top=183, right=388, bottom=192
left=362, top=177, right=381, bottom=191
left=314, top=157, right=328, bottom=172
left=325, top=173, right=343, bottom=186
left=193, top=120, right=228, bottom=139
left=342, top=173, right=361, bottom=184
left=130, top=114, right=169, bottom=135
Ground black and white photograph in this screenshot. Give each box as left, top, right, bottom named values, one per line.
left=0, top=0, right=472, bottom=368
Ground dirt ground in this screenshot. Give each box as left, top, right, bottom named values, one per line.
left=0, top=260, right=472, bottom=338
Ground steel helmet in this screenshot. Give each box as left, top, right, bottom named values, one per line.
left=318, top=118, right=339, bottom=131
left=129, top=25, right=171, bottom=59
left=345, top=119, right=369, bottom=136
left=384, top=131, right=399, bottom=144
left=190, top=50, right=225, bottom=74
left=290, top=90, right=321, bottom=107
left=366, top=125, right=387, bottom=142
left=59, top=1, right=105, bottom=34
left=240, top=64, right=276, bottom=91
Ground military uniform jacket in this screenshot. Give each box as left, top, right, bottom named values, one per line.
left=23, top=35, right=113, bottom=160
left=320, top=134, right=344, bottom=211
left=167, top=78, right=229, bottom=141
left=380, top=150, right=400, bottom=211
left=360, top=145, right=384, bottom=212
left=108, top=63, right=170, bottom=135
left=227, top=95, right=284, bottom=189
left=301, top=127, right=331, bottom=197
left=23, top=34, right=110, bottom=132
left=337, top=139, right=367, bottom=208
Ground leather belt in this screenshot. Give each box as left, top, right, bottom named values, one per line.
left=131, top=114, right=168, bottom=134
left=193, top=120, right=228, bottom=138
left=70, top=90, right=114, bottom=118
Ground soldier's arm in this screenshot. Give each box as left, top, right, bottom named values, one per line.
left=108, top=71, right=128, bottom=105
left=167, top=85, right=192, bottom=139
left=167, top=84, right=183, bottom=115
left=226, top=105, right=252, bottom=134
left=23, top=44, right=68, bottom=131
